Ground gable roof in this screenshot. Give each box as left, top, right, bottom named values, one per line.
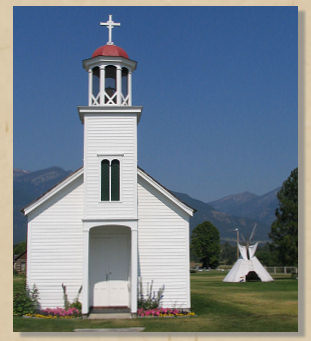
left=137, top=167, right=195, bottom=216
left=21, top=167, right=83, bottom=216
left=22, top=166, right=195, bottom=217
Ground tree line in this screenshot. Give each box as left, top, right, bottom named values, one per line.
left=191, top=168, right=298, bottom=268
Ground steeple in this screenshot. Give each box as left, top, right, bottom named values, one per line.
left=82, top=15, right=137, bottom=106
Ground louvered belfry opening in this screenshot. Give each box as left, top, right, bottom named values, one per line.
left=105, top=65, right=117, bottom=104
left=92, top=66, right=100, bottom=105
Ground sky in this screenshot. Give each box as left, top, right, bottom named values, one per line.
left=13, top=6, right=298, bottom=203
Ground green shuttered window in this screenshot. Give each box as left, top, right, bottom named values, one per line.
left=101, top=159, right=110, bottom=201
left=101, top=159, right=120, bottom=201
left=111, top=159, right=120, bottom=201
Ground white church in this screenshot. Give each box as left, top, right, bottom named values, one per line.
left=22, top=16, right=195, bottom=315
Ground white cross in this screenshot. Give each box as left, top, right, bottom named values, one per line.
left=100, top=15, right=121, bottom=45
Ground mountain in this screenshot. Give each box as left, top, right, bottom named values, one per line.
left=13, top=167, right=73, bottom=244
left=173, top=192, right=272, bottom=242
left=13, top=166, right=277, bottom=244
left=208, top=188, right=280, bottom=225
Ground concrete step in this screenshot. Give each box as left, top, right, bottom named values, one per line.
left=74, top=327, right=144, bottom=332
left=90, top=307, right=130, bottom=314
left=88, top=313, right=132, bottom=320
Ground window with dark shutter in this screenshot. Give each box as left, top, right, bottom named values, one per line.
left=101, top=159, right=110, bottom=201
left=111, top=159, right=120, bottom=201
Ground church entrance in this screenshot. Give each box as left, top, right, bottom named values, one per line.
left=89, top=226, right=131, bottom=308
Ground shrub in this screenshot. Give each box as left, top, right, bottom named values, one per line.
left=40, top=307, right=81, bottom=317
left=69, top=300, right=82, bottom=311
left=13, top=284, right=40, bottom=316
left=138, top=279, right=164, bottom=310
left=61, top=283, right=70, bottom=310
left=137, top=307, right=195, bottom=317
left=61, top=284, right=82, bottom=313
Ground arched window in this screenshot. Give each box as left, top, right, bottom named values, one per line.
left=111, top=159, right=120, bottom=201
left=100, top=159, right=120, bottom=201
left=101, top=159, right=110, bottom=201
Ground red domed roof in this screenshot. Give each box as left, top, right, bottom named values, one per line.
left=92, top=44, right=129, bottom=59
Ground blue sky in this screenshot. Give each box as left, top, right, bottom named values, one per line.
left=13, top=6, right=297, bottom=202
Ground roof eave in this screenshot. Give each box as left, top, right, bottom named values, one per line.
left=137, top=167, right=195, bottom=217
left=22, top=167, right=83, bottom=216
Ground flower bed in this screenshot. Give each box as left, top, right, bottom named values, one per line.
left=24, top=307, right=81, bottom=319
left=137, top=307, right=195, bottom=318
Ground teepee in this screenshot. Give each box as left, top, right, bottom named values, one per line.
left=223, top=225, right=273, bottom=282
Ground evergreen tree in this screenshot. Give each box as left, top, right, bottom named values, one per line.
left=191, top=221, right=220, bottom=268
left=256, top=243, right=278, bottom=266
left=220, top=242, right=236, bottom=265
left=269, top=168, right=298, bottom=266
left=13, top=241, right=27, bottom=255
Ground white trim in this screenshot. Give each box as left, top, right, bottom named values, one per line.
left=83, top=56, right=137, bottom=73
left=88, top=69, right=92, bottom=106
left=78, top=106, right=142, bottom=113
left=185, top=215, right=191, bottom=308
left=77, top=106, right=143, bottom=124
left=82, top=218, right=138, bottom=222
left=97, top=153, right=124, bottom=157
left=130, top=228, right=138, bottom=313
left=82, top=230, right=90, bottom=314
left=128, top=71, right=132, bottom=106
left=116, top=65, right=122, bottom=105
left=26, top=220, right=32, bottom=289
left=137, top=168, right=195, bottom=217
left=99, top=66, right=105, bottom=106
left=23, top=168, right=84, bottom=216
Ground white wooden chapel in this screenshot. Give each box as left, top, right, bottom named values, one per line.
left=23, top=15, right=195, bottom=315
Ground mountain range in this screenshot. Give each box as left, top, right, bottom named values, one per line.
left=13, top=167, right=280, bottom=244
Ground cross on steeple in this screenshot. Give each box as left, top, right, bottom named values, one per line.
left=100, top=15, right=121, bottom=45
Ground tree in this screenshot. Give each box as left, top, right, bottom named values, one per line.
left=13, top=241, right=27, bottom=255
left=256, top=243, right=278, bottom=266
left=220, top=242, right=236, bottom=265
left=191, top=221, right=220, bottom=268
left=269, top=168, right=298, bottom=266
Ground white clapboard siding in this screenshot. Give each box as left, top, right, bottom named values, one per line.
left=84, top=114, right=137, bottom=219
left=137, top=176, right=191, bottom=309
left=27, top=175, right=84, bottom=309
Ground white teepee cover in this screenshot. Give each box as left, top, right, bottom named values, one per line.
left=223, top=242, right=273, bottom=282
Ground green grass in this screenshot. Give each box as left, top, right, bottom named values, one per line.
left=13, top=272, right=298, bottom=332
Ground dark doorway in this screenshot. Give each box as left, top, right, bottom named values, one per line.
left=246, top=271, right=260, bottom=282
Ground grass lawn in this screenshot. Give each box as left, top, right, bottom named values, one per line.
left=13, top=272, right=298, bottom=332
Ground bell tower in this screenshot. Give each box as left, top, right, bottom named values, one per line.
left=84, top=15, right=136, bottom=106
left=78, top=15, right=143, bottom=221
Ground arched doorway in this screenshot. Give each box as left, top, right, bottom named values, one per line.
left=89, top=226, right=131, bottom=308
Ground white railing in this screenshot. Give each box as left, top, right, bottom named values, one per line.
left=91, top=93, right=100, bottom=106
left=264, top=266, right=298, bottom=274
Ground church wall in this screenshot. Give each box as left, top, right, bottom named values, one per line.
left=27, top=175, right=84, bottom=309
left=137, top=176, right=191, bottom=309
left=84, top=113, right=137, bottom=220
